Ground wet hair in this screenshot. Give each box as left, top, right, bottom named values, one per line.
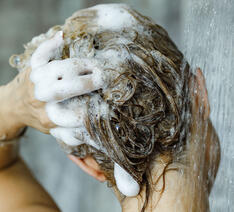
left=10, top=4, right=192, bottom=210
left=60, top=5, right=191, bottom=199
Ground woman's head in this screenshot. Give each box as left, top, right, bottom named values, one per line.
left=10, top=4, right=191, bottom=197
left=62, top=4, right=191, bottom=193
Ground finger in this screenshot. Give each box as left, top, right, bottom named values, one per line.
left=84, top=156, right=101, bottom=171
left=50, top=127, right=84, bottom=146
left=46, top=98, right=87, bottom=128
left=31, top=31, right=64, bottom=69
left=31, top=58, right=105, bottom=102
left=68, top=155, right=106, bottom=182
left=50, top=127, right=99, bottom=149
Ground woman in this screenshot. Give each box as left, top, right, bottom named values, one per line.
left=0, top=4, right=220, bottom=211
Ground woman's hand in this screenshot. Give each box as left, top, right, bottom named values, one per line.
left=15, top=68, right=57, bottom=134
left=28, top=31, right=109, bottom=147
left=0, top=31, right=108, bottom=141
left=0, top=68, right=56, bottom=140
left=0, top=32, right=63, bottom=138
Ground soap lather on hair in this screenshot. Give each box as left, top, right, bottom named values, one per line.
left=9, top=4, right=190, bottom=198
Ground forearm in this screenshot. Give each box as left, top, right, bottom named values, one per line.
left=0, top=82, right=25, bottom=140
left=0, top=158, right=60, bottom=212
left=0, top=69, right=52, bottom=139
left=0, top=75, right=59, bottom=211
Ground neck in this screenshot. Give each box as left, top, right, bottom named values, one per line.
left=113, top=119, right=219, bottom=212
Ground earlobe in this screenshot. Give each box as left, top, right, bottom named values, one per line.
left=190, top=68, right=210, bottom=120
left=68, top=155, right=106, bottom=182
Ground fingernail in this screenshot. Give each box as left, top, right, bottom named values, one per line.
left=56, top=31, right=63, bottom=39
left=68, top=154, right=75, bottom=159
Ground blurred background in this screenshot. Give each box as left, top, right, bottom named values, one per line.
left=0, top=0, right=233, bottom=211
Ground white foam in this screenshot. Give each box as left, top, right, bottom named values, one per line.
left=88, top=94, right=110, bottom=119
left=31, top=31, right=64, bottom=70
left=51, top=126, right=100, bottom=150
left=50, top=127, right=84, bottom=146
left=46, top=98, right=87, bottom=127
left=91, top=4, right=136, bottom=31
left=98, top=47, right=130, bottom=69
left=114, top=163, right=140, bottom=197
left=31, top=57, right=105, bottom=102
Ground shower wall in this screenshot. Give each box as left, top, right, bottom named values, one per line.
left=181, top=0, right=234, bottom=211
left=0, top=0, right=233, bottom=211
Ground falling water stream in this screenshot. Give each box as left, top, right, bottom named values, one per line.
left=182, top=0, right=234, bottom=211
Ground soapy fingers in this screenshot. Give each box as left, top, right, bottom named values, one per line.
left=31, top=31, right=64, bottom=69
left=30, top=58, right=105, bottom=102
left=30, top=32, right=106, bottom=103
left=50, top=126, right=98, bottom=149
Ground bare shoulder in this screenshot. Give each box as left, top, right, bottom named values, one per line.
left=149, top=157, right=209, bottom=212
left=122, top=119, right=220, bottom=212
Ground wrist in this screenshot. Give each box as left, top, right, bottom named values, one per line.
left=0, top=83, right=26, bottom=140
left=0, top=139, right=19, bottom=170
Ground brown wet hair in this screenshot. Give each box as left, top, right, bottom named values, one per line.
left=60, top=5, right=192, bottom=205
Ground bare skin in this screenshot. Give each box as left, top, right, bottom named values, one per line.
left=70, top=70, right=220, bottom=211
left=0, top=68, right=220, bottom=212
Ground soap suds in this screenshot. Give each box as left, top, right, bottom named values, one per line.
left=31, top=31, right=64, bottom=70
left=46, top=98, right=87, bottom=127
left=51, top=126, right=100, bottom=150
left=50, top=127, right=84, bottom=146
left=91, top=4, right=136, bottom=31
left=47, top=93, right=109, bottom=152
left=114, top=163, right=140, bottom=196
left=31, top=55, right=106, bottom=102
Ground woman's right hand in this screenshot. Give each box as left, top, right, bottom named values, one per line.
left=26, top=31, right=109, bottom=147
left=0, top=31, right=107, bottom=143
left=9, top=67, right=57, bottom=134
left=1, top=30, right=111, bottom=147
left=0, top=66, right=57, bottom=140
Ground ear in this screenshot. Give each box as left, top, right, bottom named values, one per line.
left=189, top=68, right=210, bottom=120
left=68, top=155, right=106, bottom=182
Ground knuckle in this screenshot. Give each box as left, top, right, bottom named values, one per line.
left=39, top=114, right=53, bottom=128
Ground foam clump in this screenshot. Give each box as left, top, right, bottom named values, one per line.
left=30, top=32, right=105, bottom=102
left=47, top=93, right=108, bottom=152
left=92, top=4, right=137, bottom=31
left=50, top=127, right=84, bottom=146
left=45, top=97, right=87, bottom=127
left=30, top=31, right=64, bottom=70
left=50, top=126, right=99, bottom=149
left=114, top=163, right=140, bottom=197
